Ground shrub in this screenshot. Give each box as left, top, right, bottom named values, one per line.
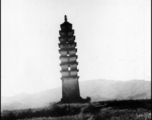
left=86, top=96, right=91, bottom=102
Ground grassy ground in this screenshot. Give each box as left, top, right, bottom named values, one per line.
left=1, top=99, right=151, bottom=120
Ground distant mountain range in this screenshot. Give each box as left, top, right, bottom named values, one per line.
left=1, top=79, right=151, bottom=111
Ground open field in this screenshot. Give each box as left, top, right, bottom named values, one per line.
left=1, top=99, right=151, bottom=120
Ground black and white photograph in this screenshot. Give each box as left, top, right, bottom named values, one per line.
left=1, top=0, right=151, bottom=120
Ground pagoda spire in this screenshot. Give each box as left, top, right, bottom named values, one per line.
left=64, top=15, right=67, bottom=22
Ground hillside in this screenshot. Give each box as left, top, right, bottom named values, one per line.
left=1, top=99, right=151, bottom=120
left=1, top=79, right=151, bottom=110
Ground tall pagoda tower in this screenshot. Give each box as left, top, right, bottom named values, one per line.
left=58, top=16, right=83, bottom=103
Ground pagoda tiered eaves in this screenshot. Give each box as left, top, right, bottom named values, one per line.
left=59, top=48, right=77, bottom=55
left=59, top=42, right=76, bottom=48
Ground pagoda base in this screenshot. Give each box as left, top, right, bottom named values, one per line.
left=61, top=96, right=88, bottom=103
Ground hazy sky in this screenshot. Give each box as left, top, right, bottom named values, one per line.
left=2, top=0, right=151, bottom=97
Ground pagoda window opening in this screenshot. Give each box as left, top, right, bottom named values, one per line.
left=68, top=67, right=71, bottom=71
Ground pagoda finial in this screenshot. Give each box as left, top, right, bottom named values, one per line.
left=64, top=15, right=67, bottom=22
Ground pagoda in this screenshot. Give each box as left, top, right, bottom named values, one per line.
left=58, top=16, right=84, bottom=103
